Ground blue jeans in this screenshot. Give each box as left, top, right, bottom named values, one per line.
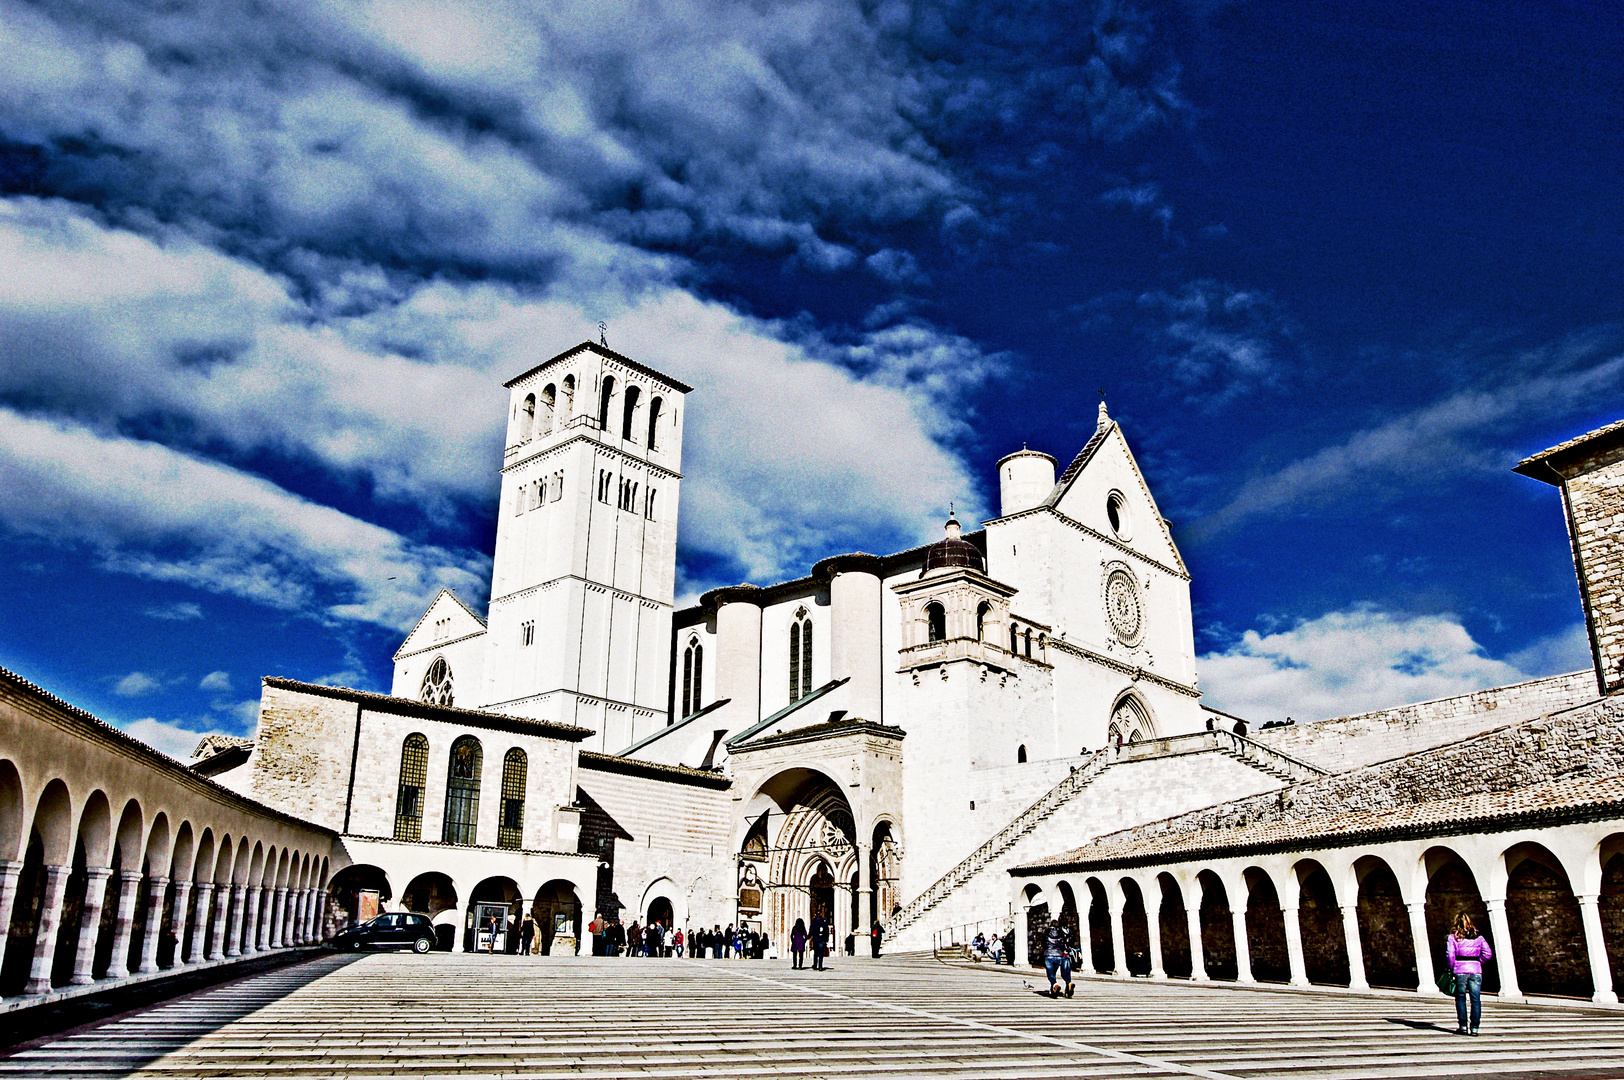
left=1454, top=973, right=1482, bottom=1030
left=1044, top=956, right=1073, bottom=988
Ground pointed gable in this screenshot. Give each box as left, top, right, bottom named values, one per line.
left=1047, top=412, right=1188, bottom=577
left=393, top=588, right=487, bottom=661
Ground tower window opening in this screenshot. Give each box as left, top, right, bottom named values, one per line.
left=1010, top=623, right=1019, bottom=653
left=598, top=375, right=615, bottom=430
left=521, top=620, right=535, bottom=647
left=1017, top=745, right=1027, bottom=764
left=1024, top=628, right=1032, bottom=658
left=551, top=471, right=563, bottom=501
left=645, top=487, right=657, bottom=519
left=519, top=394, right=535, bottom=442
left=539, top=383, right=556, bottom=435
left=598, top=469, right=612, bottom=502
left=926, top=602, right=946, bottom=643
left=621, top=385, right=641, bottom=441
left=976, top=602, right=990, bottom=641
left=562, top=374, right=575, bottom=418
left=647, top=396, right=663, bottom=449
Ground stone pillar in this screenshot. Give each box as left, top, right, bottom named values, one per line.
left=25, top=864, right=71, bottom=995
left=270, top=887, right=287, bottom=947
left=315, top=890, right=330, bottom=943
left=187, top=883, right=213, bottom=963
left=1485, top=898, right=1522, bottom=1001
left=1073, top=911, right=1095, bottom=976
left=452, top=903, right=468, bottom=953
left=255, top=887, right=271, bottom=950
left=69, top=866, right=114, bottom=985
left=1231, top=909, right=1254, bottom=983
left=1341, top=905, right=1369, bottom=990
left=1186, top=906, right=1208, bottom=981
left=138, top=877, right=169, bottom=973
left=1281, top=903, right=1309, bottom=987
left=104, top=870, right=145, bottom=979
left=1406, top=901, right=1437, bottom=994
left=169, top=880, right=194, bottom=965
left=1145, top=899, right=1165, bottom=979
left=294, top=889, right=310, bottom=945
left=303, top=889, right=320, bottom=942
left=0, top=860, right=25, bottom=947
left=242, top=887, right=261, bottom=955
left=855, top=845, right=873, bottom=958
left=1577, top=894, right=1618, bottom=1004
left=225, top=884, right=246, bottom=957
left=207, top=883, right=230, bottom=960
left=1110, top=902, right=1129, bottom=979
left=283, top=889, right=299, bottom=946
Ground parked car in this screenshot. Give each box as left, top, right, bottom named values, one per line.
left=331, top=912, right=438, bottom=953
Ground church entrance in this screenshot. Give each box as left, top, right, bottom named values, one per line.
left=647, top=896, right=673, bottom=931
left=809, top=863, right=835, bottom=924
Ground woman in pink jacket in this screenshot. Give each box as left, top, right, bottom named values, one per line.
left=1446, top=913, right=1494, bottom=1035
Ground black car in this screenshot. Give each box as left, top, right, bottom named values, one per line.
left=331, top=912, right=438, bottom=953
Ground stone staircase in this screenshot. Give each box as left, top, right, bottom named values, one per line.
left=886, top=730, right=1328, bottom=942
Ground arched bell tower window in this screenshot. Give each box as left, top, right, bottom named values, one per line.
left=976, top=602, right=990, bottom=641
left=442, top=735, right=482, bottom=845
left=598, top=375, right=615, bottom=430
left=1023, top=628, right=1032, bottom=658
left=1017, top=744, right=1027, bottom=763
left=789, top=609, right=813, bottom=702
left=647, top=396, right=663, bottom=449
left=682, top=639, right=704, bottom=718
left=621, top=385, right=641, bottom=441
left=1010, top=623, right=1019, bottom=653
left=562, top=374, right=575, bottom=418
left=393, top=733, right=428, bottom=842
left=925, top=602, right=946, bottom=643
left=420, top=657, right=453, bottom=706
left=519, top=394, right=535, bottom=442
left=539, top=383, right=556, bottom=435
left=498, top=748, right=527, bottom=850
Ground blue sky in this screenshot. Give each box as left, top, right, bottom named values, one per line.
left=0, top=0, right=1618, bottom=758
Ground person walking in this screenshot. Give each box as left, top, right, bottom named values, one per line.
left=791, top=918, right=808, bottom=969
left=870, top=919, right=883, bottom=958
left=1447, top=913, right=1494, bottom=1036
left=519, top=914, right=536, bottom=957
left=810, top=911, right=829, bottom=971
left=1043, top=918, right=1074, bottom=998
left=674, top=927, right=685, bottom=958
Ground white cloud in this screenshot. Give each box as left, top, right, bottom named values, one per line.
left=199, top=671, right=233, bottom=692
left=113, top=671, right=160, bottom=697
left=1198, top=606, right=1532, bottom=724
left=0, top=407, right=488, bottom=631
left=119, top=717, right=228, bottom=763
left=143, top=602, right=203, bottom=621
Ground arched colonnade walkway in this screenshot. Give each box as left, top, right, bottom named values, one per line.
left=1012, top=793, right=1624, bottom=1004
left=0, top=668, right=339, bottom=1001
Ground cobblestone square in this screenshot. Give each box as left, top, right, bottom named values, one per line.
left=7, top=953, right=1624, bottom=1080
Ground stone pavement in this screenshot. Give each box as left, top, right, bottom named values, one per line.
left=4, top=952, right=1624, bottom=1079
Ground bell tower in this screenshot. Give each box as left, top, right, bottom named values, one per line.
left=480, top=341, right=691, bottom=752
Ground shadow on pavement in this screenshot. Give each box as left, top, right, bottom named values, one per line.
left=1384, top=1017, right=1461, bottom=1035
left=0, top=950, right=364, bottom=1058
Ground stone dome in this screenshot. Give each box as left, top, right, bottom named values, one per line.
left=922, top=515, right=984, bottom=574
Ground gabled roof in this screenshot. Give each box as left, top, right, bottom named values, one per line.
left=1514, top=417, right=1624, bottom=485
left=724, top=678, right=850, bottom=747
left=505, top=340, right=694, bottom=394
left=261, top=677, right=593, bottom=742
left=616, top=697, right=730, bottom=757
left=392, top=588, right=487, bottom=661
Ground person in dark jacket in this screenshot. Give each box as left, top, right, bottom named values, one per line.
left=790, top=918, right=808, bottom=969
left=810, top=912, right=830, bottom=970
left=1042, top=918, right=1074, bottom=998
left=519, top=914, right=536, bottom=956
left=870, top=920, right=884, bottom=958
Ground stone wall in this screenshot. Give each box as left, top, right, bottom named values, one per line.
left=1095, top=693, right=1624, bottom=846
left=1251, top=670, right=1596, bottom=773
left=248, top=685, right=358, bottom=831
left=1565, top=452, right=1624, bottom=694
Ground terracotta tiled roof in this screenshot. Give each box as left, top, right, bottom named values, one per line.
left=1012, top=772, right=1624, bottom=874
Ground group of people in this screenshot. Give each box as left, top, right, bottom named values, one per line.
left=970, top=929, right=1015, bottom=964
left=585, top=917, right=774, bottom=960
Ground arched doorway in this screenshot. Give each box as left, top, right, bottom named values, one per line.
left=1600, top=839, right=1624, bottom=998
left=1355, top=855, right=1415, bottom=989
left=1120, top=878, right=1152, bottom=977
left=647, top=896, right=674, bottom=930
left=1158, top=875, right=1192, bottom=978
left=872, top=822, right=901, bottom=924
left=1022, top=883, right=1048, bottom=969
left=1197, top=870, right=1236, bottom=981
left=1295, top=860, right=1349, bottom=985
left=1243, top=868, right=1288, bottom=983
left=326, top=864, right=392, bottom=928
left=468, top=876, right=520, bottom=954
left=1085, top=878, right=1113, bottom=972
left=750, top=768, right=861, bottom=956
left=533, top=880, right=580, bottom=955
left=809, top=862, right=835, bottom=925
left=1505, top=841, right=1591, bottom=997
left=1423, top=848, right=1497, bottom=994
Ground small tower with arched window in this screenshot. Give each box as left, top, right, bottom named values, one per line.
left=892, top=515, right=1019, bottom=673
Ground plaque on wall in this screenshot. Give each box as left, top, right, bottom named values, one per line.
left=739, top=888, right=762, bottom=911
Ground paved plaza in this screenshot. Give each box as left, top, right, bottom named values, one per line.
left=5, top=953, right=1624, bottom=1080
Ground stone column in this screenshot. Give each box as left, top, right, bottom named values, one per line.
left=1073, top=914, right=1095, bottom=976
left=206, top=883, right=230, bottom=960
left=187, top=883, right=213, bottom=963
left=225, top=884, right=246, bottom=957
left=1186, top=906, right=1208, bottom=980
left=242, top=888, right=261, bottom=955
left=138, top=877, right=169, bottom=973
left=1485, top=898, right=1522, bottom=1001
left=1110, top=902, right=1130, bottom=978
left=452, top=903, right=468, bottom=953
left=293, top=889, right=309, bottom=945
left=169, top=880, right=194, bottom=965
left=313, top=890, right=329, bottom=943
left=25, top=864, right=72, bottom=995
left=104, top=870, right=145, bottom=979
left=1281, top=903, right=1309, bottom=987
left=255, top=887, right=271, bottom=950
left=1577, top=894, right=1617, bottom=1004
left=283, top=889, right=299, bottom=946
left=1406, top=902, right=1436, bottom=994
left=270, top=887, right=287, bottom=947
left=855, top=843, right=873, bottom=958
left=69, top=867, right=114, bottom=986
left=1231, top=909, right=1255, bottom=983
left=0, top=860, right=26, bottom=945
left=1340, top=905, right=1369, bottom=990
left=302, top=889, right=317, bottom=943
left=1145, top=898, right=1166, bottom=979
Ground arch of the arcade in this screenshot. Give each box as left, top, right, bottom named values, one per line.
left=1011, top=818, right=1624, bottom=1005
left=0, top=669, right=337, bottom=999
left=331, top=837, right=597, bottom=953
left=729, top=725, right=904, bottom=954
